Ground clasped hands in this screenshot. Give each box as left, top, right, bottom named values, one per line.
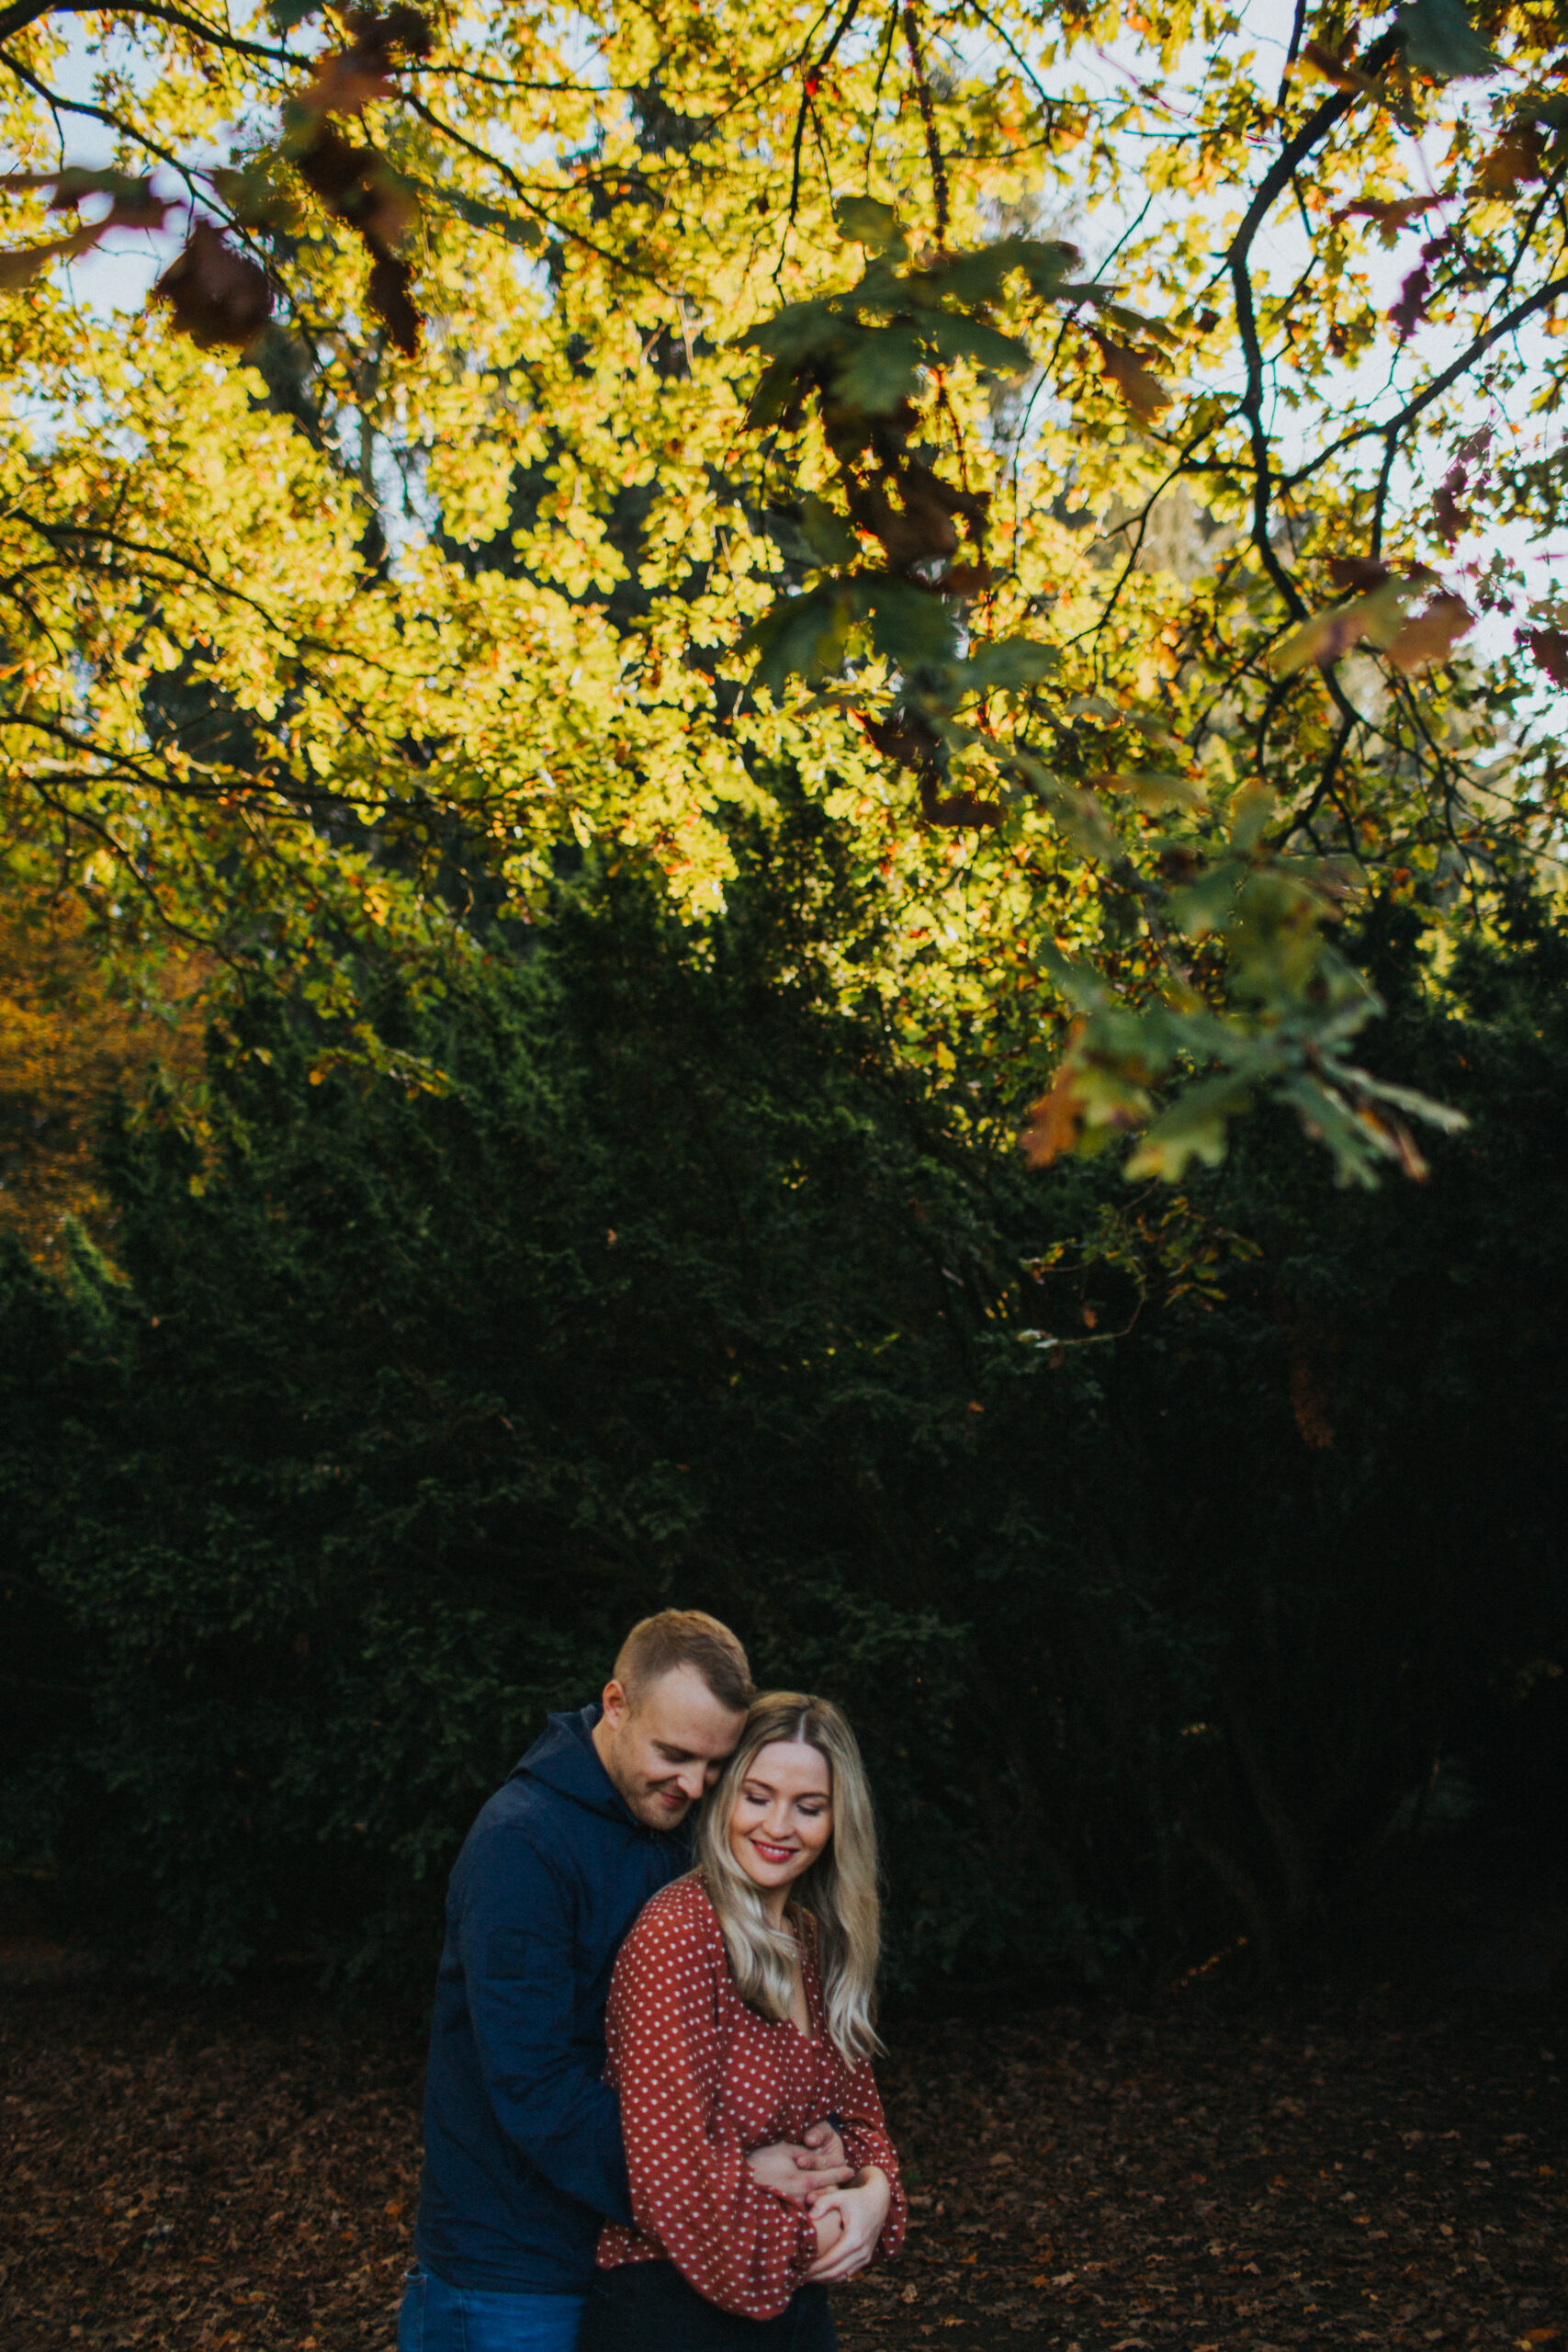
left=745, top=2124, right=891, bottom=2283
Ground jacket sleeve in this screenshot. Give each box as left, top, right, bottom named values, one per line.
left=835, top=2061, right=908, bottom=2263
left=608, top=1903, right=820, bottom=2318
left=455, top=1826, right=633, bottom=2224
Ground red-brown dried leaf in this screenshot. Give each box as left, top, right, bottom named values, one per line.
left=1094, top=335, right=1174, bottom=422
left=1432, top=483, right=1467, bottom=545
left=297, top=50, right=393, bottom=118
left=152, top=221, right=271, bottom=348
left=1300, top=38, right=1372, bottom=88
left=295, top=120, right=371, bottom=209
left=1390, top=232, right=1453, bottom=341
left=1387, top=592, right=1473, bottom=675
left=1476, top=124, right=1546, bottom=197
left=1020, top=1046, right=1087, bottom=1167
left=1327, top=556, right=1391, bottom=593
left=346, top=2, right=434, bottom=62
left=1337, top=193, right=1438, bottom=231
left=367, top=252, right=420, bottom=356
left=1520, top=627, right=1568, bottom=688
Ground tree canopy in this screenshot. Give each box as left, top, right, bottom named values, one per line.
left=2, top=0, right=1566, bottom=1180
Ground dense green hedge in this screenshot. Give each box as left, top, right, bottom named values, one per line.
left=3, top=847, right=1564, bottom=1996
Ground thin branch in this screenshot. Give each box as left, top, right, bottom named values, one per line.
left=901, top=0, right=949, bottom=248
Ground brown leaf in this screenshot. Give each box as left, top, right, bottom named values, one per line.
left=1300, top=38, right=1373, bottom=88
left=1476, top=124, right=1546, bottom=197
left=1387, top=592, right=1473, bottom=674
left=367, top=253, right=420, bottom=356
left=1432, top=483, right=1467, bottom=545
left=1327, top=556, right=1392, bottom=593
left=1020, top=1050, right=1086, bottom=1169
left=1337, top=194, right=1438, bottom=232
left=0, top=222, right=103, bottom=288
left=1519, top=628, right=1568, bottom=688
left=1274, top=603, right=1371, bottom=674
left=346, top=3, right=434, bottom=63
left=295, top=121, right=371, bottom=210
left=1094, top=335, right=1173, bottom=422
left=918, top=772, right=1002, bottom=830
left=360, top=164, right=420, bottom=248
left=152, top=221, right=271, bottom=349
left=295, top=51, right=394, bottom=119
left=1390, top=232, right=1452, bottom=342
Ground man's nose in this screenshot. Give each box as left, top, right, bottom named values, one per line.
left=676, top=1763, right=707, bottom=1802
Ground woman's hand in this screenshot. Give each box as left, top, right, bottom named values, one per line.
left=802, top=2166, right=892, bottom=2283
left=747, top=2123, right=852, bottom=2201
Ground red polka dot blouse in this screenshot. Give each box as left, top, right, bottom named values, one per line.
left=596, top=1871, right=907, bottom=2320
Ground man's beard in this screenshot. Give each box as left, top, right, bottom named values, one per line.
left=628, top=1781, right=692, bottom=1829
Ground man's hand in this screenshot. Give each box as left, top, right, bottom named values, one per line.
left=748, top=2122, right=852, bottom=2202
left=802, top=2165, right=892, bottom=2283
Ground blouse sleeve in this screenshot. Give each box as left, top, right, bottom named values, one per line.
left=606, top=1896, right=820, bottom=2320
left=834, top=2058, right=908, bottom=2262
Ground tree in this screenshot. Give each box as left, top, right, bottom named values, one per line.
left=3, top=851, right=1563, bottom=1991
left=1, top=0, right=1565, bottom=1178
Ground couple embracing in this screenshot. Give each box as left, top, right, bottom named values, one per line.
left=399, top=1611, right=907, bottom=2351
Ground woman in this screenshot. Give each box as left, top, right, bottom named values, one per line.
left=579, top=1692, right=906, bottom=2351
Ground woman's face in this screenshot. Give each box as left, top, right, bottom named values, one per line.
left=728, top=1738, right=833, bottom=1897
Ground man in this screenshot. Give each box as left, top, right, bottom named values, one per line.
left=400, top=1610, right=853, bottom=2351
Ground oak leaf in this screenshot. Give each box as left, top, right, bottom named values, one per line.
left=1520, top=628, right=1568, bottom=688
left=152, top=221, right=272, bottom=348
left=1020, top=1049, right=1087, bottom=1169
left=1387, top=592, right=1472, bottom=674
left=1094, top=335, right=1173, bottom=421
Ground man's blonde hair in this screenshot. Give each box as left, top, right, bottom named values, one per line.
left=613, top=1609, right=752, bottom=1714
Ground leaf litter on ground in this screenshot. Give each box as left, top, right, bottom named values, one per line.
left=0, top=1973, right=1561, bottom=2350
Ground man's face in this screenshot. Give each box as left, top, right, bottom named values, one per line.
left=594, top=1664, right=746, bottom=1830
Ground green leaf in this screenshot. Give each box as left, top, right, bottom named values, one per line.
left=831, top=322, right=926, bottom=413
left=865, top=579, right=959, bottom=669
left=835, top=196, right=908, bottom=257
left=925, top=312, right=1033, bottom=378
left=1124, top=1074, right=1254, bottom=1181
left=427, top=187, right=546, bottom=252
left=1227, top=782, right=1275, bottom=854
left=963, top=638, right=1060, bottom=694
left=1397, top=0, right=1499, bottom=80
left=742, top=584, right=861, bottom=695
left=796, top=492, right=859, bottom=567
left=737, top=298, right=845, bottom=363
left=1168, top=862, right=1241, bottom=938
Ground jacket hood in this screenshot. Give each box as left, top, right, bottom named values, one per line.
left=510, top=1703, right=635, bottom=1826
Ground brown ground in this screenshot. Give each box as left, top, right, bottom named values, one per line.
left=0, top=1970, right=1562, bottom=2352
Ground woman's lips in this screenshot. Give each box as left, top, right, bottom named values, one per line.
left=750, top=1838, right=796, bottom=1864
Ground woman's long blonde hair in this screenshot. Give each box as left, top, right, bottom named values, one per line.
left=695, top=1691, right=882, bottom=2066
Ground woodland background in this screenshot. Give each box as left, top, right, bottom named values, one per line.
left=0, top=0, right=1566, bottom=2005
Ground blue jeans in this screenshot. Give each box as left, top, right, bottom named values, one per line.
left=397, top=2262, right=588, bottom=2352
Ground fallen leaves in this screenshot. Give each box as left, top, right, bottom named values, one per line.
left=0, top=1969, right=1561, bottom=2352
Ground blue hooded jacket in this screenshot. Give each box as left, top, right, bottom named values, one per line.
left=412, top=1702, right=690, bottom=2293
